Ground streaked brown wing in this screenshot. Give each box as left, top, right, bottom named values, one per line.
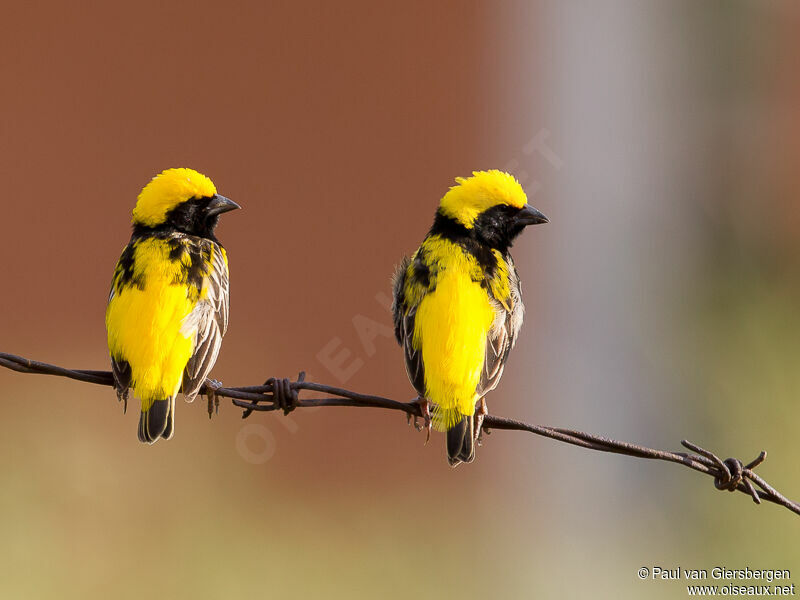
left=392, top=256, right=426, bottom=397
left=478, top=257, right=524, bottom=397
left=182, top=244, right=230, bottom=401
left=477, top=305, right=513, bottom=397
left=401, top=307, right=425, bottom=396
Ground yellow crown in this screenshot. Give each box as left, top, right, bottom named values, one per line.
left=132, top=168, right=217, bottom=226
left=439, top=170, right=527, bottom=228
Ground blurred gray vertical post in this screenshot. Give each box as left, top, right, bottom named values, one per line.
left=507, top=0, right=703, bottom=515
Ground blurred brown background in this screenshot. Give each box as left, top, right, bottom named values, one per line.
left=2, top=1, right=799, bottom=598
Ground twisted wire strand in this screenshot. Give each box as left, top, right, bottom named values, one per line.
left=2, top=351, right=798, bottom=517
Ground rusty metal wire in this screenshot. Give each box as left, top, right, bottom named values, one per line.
left=2, top=350, right=798, bottom=517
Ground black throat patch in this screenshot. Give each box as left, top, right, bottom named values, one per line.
left=428, top=211, right=500, bottom=278
left=113, top=229, right=216, bottom=300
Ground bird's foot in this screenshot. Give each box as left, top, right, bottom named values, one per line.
left=406, top=396, right=432, bottom=444
left=116, top=389, right=129, bottom=414
left=477, top=426, right=492, bottom=446
left=475, top=397, right=489, bottom=447
left=205, top=379, right=223, bottom=419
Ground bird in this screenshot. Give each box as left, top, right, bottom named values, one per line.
left=392, top=170, right=548, bottom=466
left=106, top=168, right=240, bottom=443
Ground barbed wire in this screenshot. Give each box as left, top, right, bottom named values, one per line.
left=1, top=350, right=798, bottom=517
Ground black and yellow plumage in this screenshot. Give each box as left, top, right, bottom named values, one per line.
left=392, top=170, right=547, bottom=466
left=106, top=168, right=240, bottom=443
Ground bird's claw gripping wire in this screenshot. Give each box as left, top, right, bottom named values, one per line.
left=475, top=397, right=489, bottom=447
left=681, top=440, right=767, bottom=504
left=406, top=396, right=432, bottom=444
left=205, top=379, right=223, bottom=419
left=268, top=372, right=305, bottom=415
left=116, top=387, right=129, bottom=414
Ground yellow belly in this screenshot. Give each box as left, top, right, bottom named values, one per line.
left=413, top=267, right=495, bottom=430
left=106, top=240, right=196, bottom=409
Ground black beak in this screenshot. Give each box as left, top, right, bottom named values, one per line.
left=205, top=194, right=241, bottom=217
left=515, top=204, right=549, bottom=226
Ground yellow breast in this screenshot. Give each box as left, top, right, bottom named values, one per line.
left=411, top=237, right=495, bottom=429
left=106, top=238, right=198, bottom=406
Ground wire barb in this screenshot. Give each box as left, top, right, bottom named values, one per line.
left=1, top=351, right=798, bottom=517
left=680, top=440, right=767, bottom=504
left=239, top=371, right=306, bottom=419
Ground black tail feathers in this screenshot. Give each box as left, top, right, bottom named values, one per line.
left=138, top=397, right=175, bottom=444
left=446, top=415, right=476, bottom=467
